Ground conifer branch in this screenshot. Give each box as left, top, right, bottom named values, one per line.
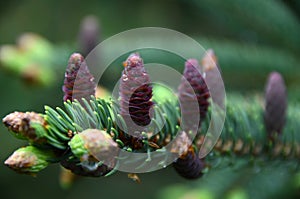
left=2, top=51, right=299, bottom=182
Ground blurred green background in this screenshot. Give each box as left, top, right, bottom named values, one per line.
left=0, top=0, right=300, bottom=199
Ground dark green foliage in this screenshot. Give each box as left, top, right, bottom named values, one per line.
left=188, top=0, right=300, bottom=53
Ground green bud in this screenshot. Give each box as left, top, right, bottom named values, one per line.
left=69, top=132, right=87, bottom=158
left=4, top=146, right=52, bottom=174
left=0, top=33, right=55, bottom=86
left=59, top=166, right=77, bottom=189
left=69, top=129, right=119, bottom=168
left=2, top=111, right=47, bottom=144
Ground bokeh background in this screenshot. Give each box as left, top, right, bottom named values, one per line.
left=0, top=0, right=300, bottom=199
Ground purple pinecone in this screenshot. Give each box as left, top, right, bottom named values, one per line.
left=119, top=53, right=153, bottom=127
left=264, top=71, right=287, bottom=141
left=178, top=59, right=210, bottom=129
left=78, top=15, right=100, bottom=56
left=173, top=147, right=205, bottom=179
left=62, top=53, right=96, bottom=102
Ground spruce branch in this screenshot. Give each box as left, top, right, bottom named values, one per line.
left=2, top=51, right=300, bottom=183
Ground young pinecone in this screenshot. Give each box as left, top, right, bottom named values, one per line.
left=62, top=53, right=96, bottom=102
left=78, top=15, right=100, bottom=56
left=264, top=72, right=287, bottom=141
left=119, top=53, right=153, bottom=127
left=2, top=111, right=46, bottom=144
left=178, top=59, right=210, bottom=129
left=173, top=146, right=205, bottom=180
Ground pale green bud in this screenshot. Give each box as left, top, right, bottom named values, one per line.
left=4, top=146, right=52, bottom=174
left=69, top=129, right=119, bottom=168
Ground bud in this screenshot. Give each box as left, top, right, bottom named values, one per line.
left=178, top=59, right=210, bottom=129
left=2, top=111, right=46, bottom=143
left=173, top=147, right=205, bottom=179
left=119, top=53, right=153, bottom=127
left=69, top=129, right=119, bottom=169
left=62, top=53, right=96, bottom=102
left=78, top=15, right=100, bottom=56
left=0, top=33, right=55, bottom=86
left=4, top=146, right=51, bottom=174
left=201, top=49, right=219, bottom=72
left=201, top=49, right=224, bottom=108
left=264, top=71, right=287, bottom=141
left=95, top=85, right=110, bottom=100
left=59, top=166, right=77, bottom=189
left=169, top=131, right=192, bottom=156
